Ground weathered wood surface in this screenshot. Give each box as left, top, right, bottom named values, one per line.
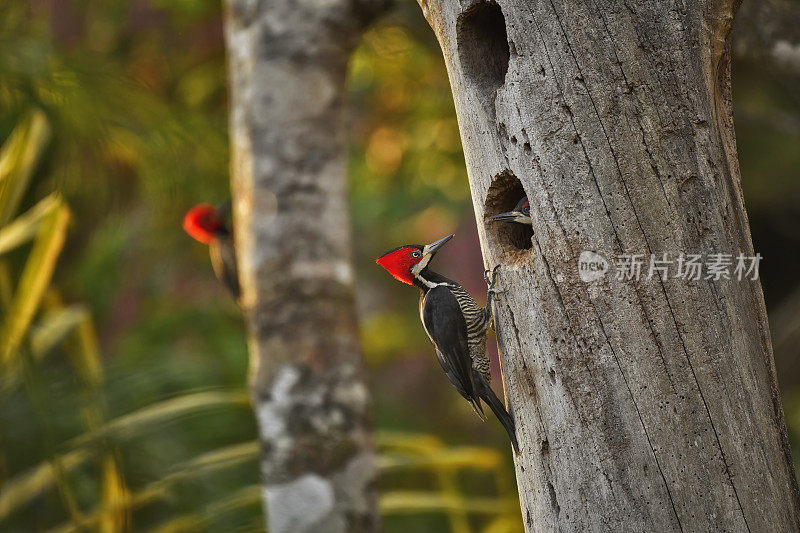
left=222, top=1, right=389, bottom=531
left=418, top=0, right=800, bottom=530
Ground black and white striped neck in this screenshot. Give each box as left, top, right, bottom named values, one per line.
left=413, top=268, right=458, bottom=292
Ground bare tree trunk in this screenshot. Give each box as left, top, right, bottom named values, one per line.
left=222, top=1, right=388, bottom=531
left=418, top=0, right=800, bottom=530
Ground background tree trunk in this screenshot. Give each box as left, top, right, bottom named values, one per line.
left=222, top=1, right=388, bottom=531
left=418, top=0, right=800, bottom=530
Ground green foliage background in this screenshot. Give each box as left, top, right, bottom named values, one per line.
left=0, top=1, right=799, bottom=531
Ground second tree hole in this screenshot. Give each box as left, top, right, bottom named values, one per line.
left=485, top=171, right=533, bottom=254
left=457, top=1, right=510, bottom=113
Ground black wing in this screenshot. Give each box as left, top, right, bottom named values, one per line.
left=210, top=234, right=240, bottom=301
left=475, top=374, right=519, bottom=453
left=422, top=286, right=484, bottom=418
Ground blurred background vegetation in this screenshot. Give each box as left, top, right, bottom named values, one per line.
left=0, top=0, right=798, bottom=531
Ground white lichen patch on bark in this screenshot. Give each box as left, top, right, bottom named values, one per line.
left=255, top=365, right=301, bottom=442
left=264, top=474, right=341, bottom=532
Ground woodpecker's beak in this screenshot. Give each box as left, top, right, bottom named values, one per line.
left=491, top=211, right=533, bottom=226
left=423, top=234, right=454, bottom=257
left=492, top=211, right=522, bottom=222
left=491, top=210, right=522, bottom=222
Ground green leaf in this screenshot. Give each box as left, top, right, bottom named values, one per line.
left=482, top=517, right=524, bottom=533
left=379, top=491, right=516, bottom=515
left=0, top=392, right=249, bottom=521
left=376, top=430, right=444, bottom=451
left=48, top=447, right=262, bottom=533
left=378, top=447, right=502, bottom=472
left=52, top=484, right=263, bottom=533
left=0, top=194, right=61, bottom=256
left=69, top=390, right=250, bottom=448
left=49, top=485, right=166, bottom=533
left=153, top=440, right=259, bottom=489
left=0, top=109, right=50, bottom=226
left=0, top=449, right=91, bottom=521
left=30, top=304, right=89, bottom=358
left=100, top=455, right=130, bottom=533
left=0, top=198, right=69, bottom=368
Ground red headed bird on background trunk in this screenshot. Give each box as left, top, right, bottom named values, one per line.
left=183, top=201, right=240, bottom=303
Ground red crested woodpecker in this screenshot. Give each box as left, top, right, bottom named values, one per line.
left=183, top=201, right=240, bottom=302
left=491, top=196, right=533, bottom=226
left=376, top=234, right=519, bottom=453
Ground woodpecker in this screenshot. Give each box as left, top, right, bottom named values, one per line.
left=491, top=196, right=533, bottom=226
left=183, top=201, right=240, bottom=302
left=376, top=234, right=519, bottom=453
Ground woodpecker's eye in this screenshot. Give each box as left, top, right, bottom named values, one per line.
left=411, top=250, right=421, bottom=258
left=522, top=205, right=530, bottom=215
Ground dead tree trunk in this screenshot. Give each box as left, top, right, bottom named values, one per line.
left=222, top=1, right=388, bottom=531
left=418, top=0, right=800, bottom=530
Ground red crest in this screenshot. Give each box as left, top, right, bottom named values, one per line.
left=376, top=246, right=423, bottom=285
left=183, top=204, right=220, bottom=245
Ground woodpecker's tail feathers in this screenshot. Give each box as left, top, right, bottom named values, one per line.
left=469, top=397, right=487, bottom=421
left=476, top=375, right=519, bottom=454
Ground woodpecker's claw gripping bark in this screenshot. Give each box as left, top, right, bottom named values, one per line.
left=483, top=264, right=500, bottom=286
left=485, top=265, right=506, bottom=301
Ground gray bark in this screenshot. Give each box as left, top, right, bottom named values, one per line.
left=418, top=0, right=800, bottom=530
left=222, top=1, right=389, bottom=531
